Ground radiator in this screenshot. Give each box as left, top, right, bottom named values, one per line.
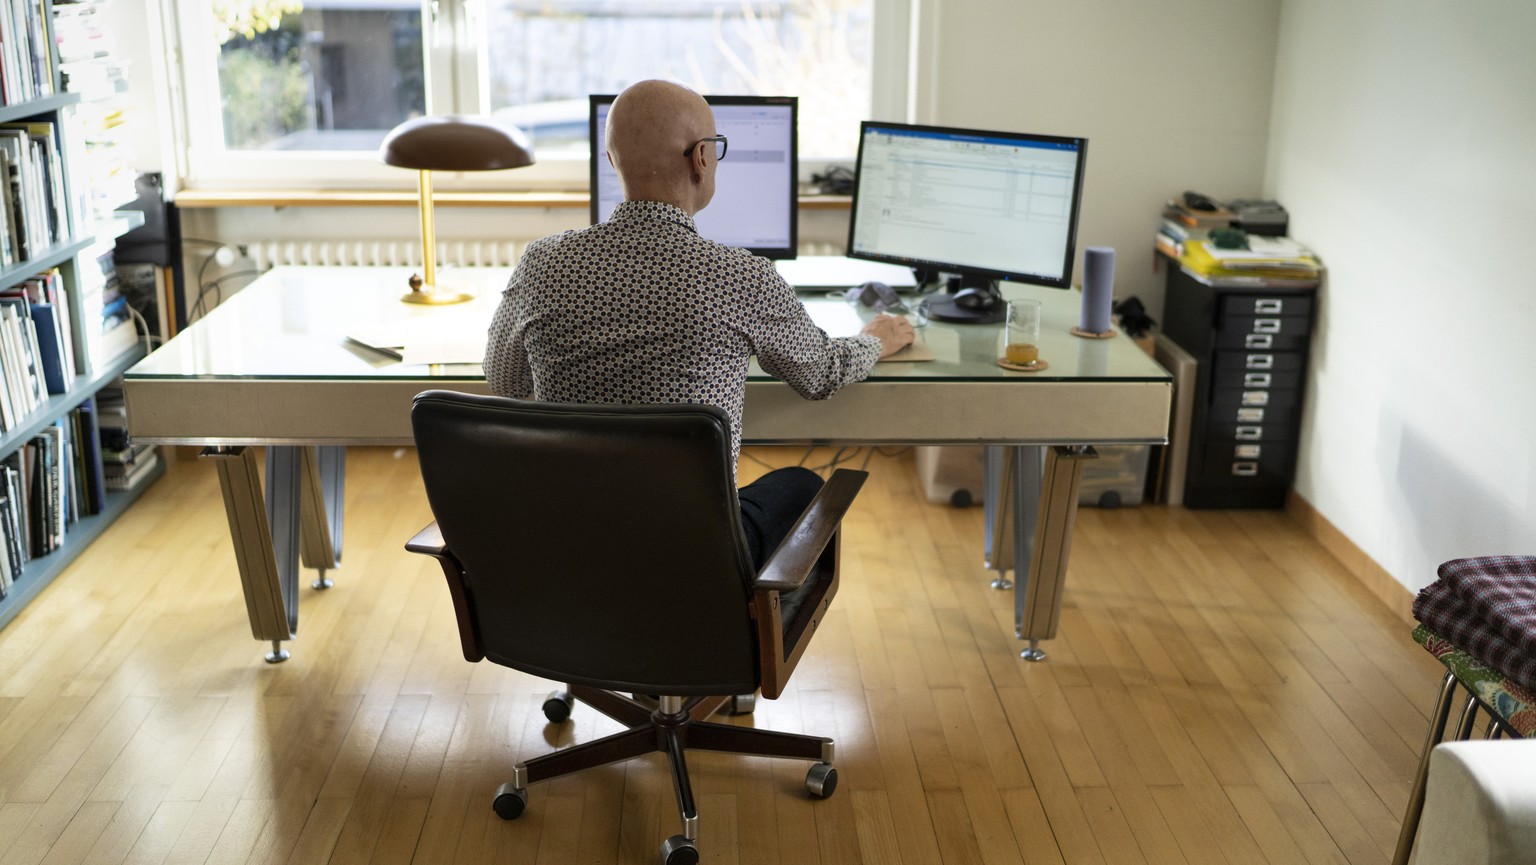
left=243, top=239, right=527, bottom=272
left=242, top=239, right=841, bottom=272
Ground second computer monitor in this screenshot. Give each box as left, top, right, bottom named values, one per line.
left=589, top=94, right=798, bottom=259
left=847, top=120, right=1088, bottom=322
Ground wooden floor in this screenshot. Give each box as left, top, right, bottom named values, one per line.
left=0, top=446, right=1444, bottom=865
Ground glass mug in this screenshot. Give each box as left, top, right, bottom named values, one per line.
left=1003, top=300, right=1042, bottom=365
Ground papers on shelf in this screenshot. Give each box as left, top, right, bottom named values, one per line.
left=1183, top=239, right=1321, bottom=280
left=1202, top=236, right=1312, bottom=261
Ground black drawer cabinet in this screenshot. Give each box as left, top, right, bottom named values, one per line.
left=1160, top=260, right=1319, bottom=508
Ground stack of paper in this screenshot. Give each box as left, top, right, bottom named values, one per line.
left=1182, top=238, right=1322, bottom=281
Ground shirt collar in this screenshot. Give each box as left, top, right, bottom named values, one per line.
left=610, top=200, right=698, bottom=235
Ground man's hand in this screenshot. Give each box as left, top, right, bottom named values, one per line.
left=861, top=314, right=916, bottom=359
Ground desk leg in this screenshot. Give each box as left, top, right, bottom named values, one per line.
left=298, top=446, right=345, bottom=589
left=985, top=446, right=1041, bottom=591
left=1014, top=445, right=1096, bottom=661
left=202, top=445, right=345, bottom=663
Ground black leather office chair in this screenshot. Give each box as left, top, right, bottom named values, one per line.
left=405, top=391, right=865, bottom=865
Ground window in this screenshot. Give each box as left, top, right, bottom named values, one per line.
left=174, top=0, right=905, bottom=188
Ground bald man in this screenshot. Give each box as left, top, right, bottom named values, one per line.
left=484, top=80, right=912, bottom=584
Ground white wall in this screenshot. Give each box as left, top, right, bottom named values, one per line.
left=921, top=0, right=1283, bottom=313
left=1266, top=0, right=1536, bottom=590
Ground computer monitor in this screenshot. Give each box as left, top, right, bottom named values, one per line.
left=846, top=120, right=1088, bottom=323
left=589, top=94, right=798, bottom=260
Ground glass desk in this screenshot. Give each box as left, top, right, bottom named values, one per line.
left=126, top=267, right=1170, bottom=662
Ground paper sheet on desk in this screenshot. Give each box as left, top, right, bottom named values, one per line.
left=346, top=312, right=487, bottom=365
left=806, top=303, right=934, bottom=362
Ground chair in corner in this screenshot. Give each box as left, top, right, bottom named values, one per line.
left=404, top=390, right=866, bottom=865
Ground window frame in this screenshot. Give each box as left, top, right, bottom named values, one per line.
left=168, top=0, right=912, bottom=191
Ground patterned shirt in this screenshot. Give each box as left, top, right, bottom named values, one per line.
left=483, top=200, right=882, bottom=471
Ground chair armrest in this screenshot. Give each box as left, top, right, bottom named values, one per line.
left=405, top=521, right=446, bottom=556
left=754, top=469, right=867, bottom=593
left=403, top=521, right=485, bottom=663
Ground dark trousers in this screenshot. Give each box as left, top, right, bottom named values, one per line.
left=738, top=466, right=824, bottom=622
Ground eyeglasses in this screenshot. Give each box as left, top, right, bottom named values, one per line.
left=684, top=134, right=728, bottom=161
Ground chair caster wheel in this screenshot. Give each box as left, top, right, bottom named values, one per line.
left=729, top=692, right=756, bottom=714
left=492, top=783, right=527, bottom=820
left=660, top=835, right=699, bottom=865
left=542, top=690, right=574, bottom=723
left=806, top=762, right=838, bottom=799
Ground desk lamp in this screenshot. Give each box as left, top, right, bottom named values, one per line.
left=379, top=115, right=535, bottom=304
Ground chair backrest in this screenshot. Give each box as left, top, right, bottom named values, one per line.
left=411, top=390, right=760, bottom=695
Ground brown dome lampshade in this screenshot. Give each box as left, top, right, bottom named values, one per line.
left=379, top=115, right=535, bottom=304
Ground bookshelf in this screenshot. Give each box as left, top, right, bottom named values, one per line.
left=0, top=0, right=161, bottom=631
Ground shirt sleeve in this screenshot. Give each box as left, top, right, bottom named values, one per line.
left=483, top=254, right=536, bottom=399
left=744, top=262, right=882, bottom=400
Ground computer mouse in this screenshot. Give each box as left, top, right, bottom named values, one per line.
left=952, top=288, right=996, bottom=311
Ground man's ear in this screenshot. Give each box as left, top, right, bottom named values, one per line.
left=688, top=143, right=709, bottom=182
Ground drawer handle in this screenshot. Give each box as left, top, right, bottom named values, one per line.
left=1235, top=426, right=1264, bottom=441
left=1254, top=299, right=1283, bottom=314
left=1235, top=444, right=1262, bottom=459
left=1254, top=318, right=1282, bottom=334
left=1244, top=373, right=1271, bottom=388
left=1245, top=333, right=1273, bottom=349
left=1237, top=408, right=1265, bottom=422
left=1241, top=390, right=1270, bottom=406
left=1232, top=462, right=1259, bottom=477
left=1247, top=354, right=1274, bottom=369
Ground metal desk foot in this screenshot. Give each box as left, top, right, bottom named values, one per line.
left=312, top=570, right=334, bottom=590
left=1020, top=640, right=1047, bottom=662
left=265, top=641, right=290, bottom=664
left=990, top=575, right=1013, bottom=590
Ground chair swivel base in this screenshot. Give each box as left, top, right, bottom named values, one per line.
left=494, top=688, right=837, bottom=864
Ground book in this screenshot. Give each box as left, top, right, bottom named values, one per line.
left=2, top=458, right=26, bottom=568
left=0, top=493, right=14, bottom=596
left=42, top=423, right=65, bottom=548
left=75, top=398, right=105, bottom=515
left=103, top=447, right=158, bottom=491
left=0, top=131, right=30, bottom=259
left=1164, top=200, right=1236, bottom=229
left=28, top=302, right=68, bottom=393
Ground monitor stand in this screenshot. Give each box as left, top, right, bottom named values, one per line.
left=923, top=277, right=1007, bottom=325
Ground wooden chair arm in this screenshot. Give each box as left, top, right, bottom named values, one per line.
left=403, top=521, right=484, bottom=662
left=753, top=469, right=867, bottom=593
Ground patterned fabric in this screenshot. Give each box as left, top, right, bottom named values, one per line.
left=484, top=200, right=881, bottom=474
left=1413, top=556, right=1536, bottom=695
left=1414, top=624, right=1536, bottom=738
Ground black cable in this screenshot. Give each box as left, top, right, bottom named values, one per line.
left=189, top=269, right=261, bottom=321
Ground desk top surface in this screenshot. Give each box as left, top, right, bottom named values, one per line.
left=127, top=266, right=1169, bottom=385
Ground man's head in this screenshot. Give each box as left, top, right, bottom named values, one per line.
left=605, top=80, right=719, bottom=216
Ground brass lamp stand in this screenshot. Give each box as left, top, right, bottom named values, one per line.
left=379, top=115, right=536, bottom=305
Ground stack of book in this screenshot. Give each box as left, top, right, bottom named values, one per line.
left=75, top=237, right=137, bottom=370
left=0, top=119, right=73, bottom=265
left=0, top=287, right=51, bottom=431
left=0, top=400, right=107, bottom=597
left=53, top=0, right=137, bottom=227
left=0, top=0, right=55, bottom=106
left=1181, top=236, right=1322, bottom=283
left=1156, top=198, right=1236, bottom=259
left=95, top=385, right=157, bottom=491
